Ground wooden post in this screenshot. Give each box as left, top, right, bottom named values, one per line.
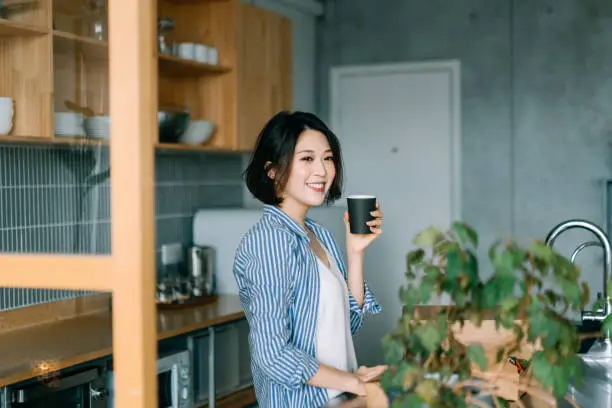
left=108, top=0, right=157, bottom=406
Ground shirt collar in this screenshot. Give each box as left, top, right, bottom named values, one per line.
left=263, top=204, right=319, bottom=240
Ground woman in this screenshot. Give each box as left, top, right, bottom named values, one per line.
left=233, top=111, right=385, bottom=407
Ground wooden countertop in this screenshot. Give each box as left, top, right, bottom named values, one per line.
left=0, top=294, right=245, bottom=387
left=0, top=299, right=495, bottom=389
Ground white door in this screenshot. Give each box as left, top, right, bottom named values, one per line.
left=330, top=60, right=462, bottom=366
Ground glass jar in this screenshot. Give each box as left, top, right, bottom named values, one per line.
left=158, top=17, right=176, bottom=55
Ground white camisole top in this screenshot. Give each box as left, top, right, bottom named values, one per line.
left=313, top=241, right=358, bottom=400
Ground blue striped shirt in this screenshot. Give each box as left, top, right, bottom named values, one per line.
left=233, top=204, right=382, bottom=408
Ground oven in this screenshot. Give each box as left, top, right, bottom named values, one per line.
left=1, top=364, right=108, bottom=408
left=108, top=349, right=192, bottom=408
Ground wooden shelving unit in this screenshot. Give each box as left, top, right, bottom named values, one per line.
left=53, top=30, right=107, bottom=59
left=0, top=1, right=292, bottom=406
left=0, top=0, right=292, bottom=153
left=0, top=18, right=47, bottom=36
left=159, top=54, right=231, bottom=76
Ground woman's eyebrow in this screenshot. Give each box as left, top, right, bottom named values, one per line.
left=295, top=149, right=333, bottom=154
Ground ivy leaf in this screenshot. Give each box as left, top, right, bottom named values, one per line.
left=451, top=221, right=478, bottom=247
left=496, top=398, right=510, bottom=408
left=493, top=250, right=515, bottom=278
left=580, top=282, right=590, bottom=309
left=407, top=249, right=425, bottom=266
left=603, top=314, right=612, bottom=337
left=445, top=247, right=463, bottom=280
left=424, top=265, right=442, bottom=280
left=488, top=239, right=501, bottom=262
left=419, top=278, right=434, bottom=304
left=413, top=226, right=444, bottom=247
left=392, top=393, right=424, bottom=408
left=552, top=365, right=570, bottom=399
left=530, top=241, right=555, bottom=263
left=541, top=319, right=560, bottom=348
left=382, top=335, right=405, bottom=364
left=393, top=362, right=421, bottom=389
left=496, top=347, right=506, bottom=363
left=463, top=250, right=479, bottom=286
left=401, top=285, right=421, bottom=307
left=531, top=351, right=553, bottom=388
left=558, top=278, right=581, bottom=307
left=434, top=240, right=455, bottom=256
left=415, top=322, right=443, bottom=352
left=415, top=379, right=439, bottom=403
left=500, top=297, right=519, bottom=314
left=467, top=344, right=488, bottom=371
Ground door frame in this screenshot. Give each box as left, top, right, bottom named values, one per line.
left=329, top=60, right=462, bottom=222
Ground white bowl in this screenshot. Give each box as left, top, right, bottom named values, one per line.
left=179, top=120, right=215, bottom=145
left=54, top=112, right=85, bottom=137
left=84, top=116, right=110, bottom=140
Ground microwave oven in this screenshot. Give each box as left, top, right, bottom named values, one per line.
left=108, top=349, right=192, bottom=408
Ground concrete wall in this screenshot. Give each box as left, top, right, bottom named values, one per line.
left=317, top=0, right=612, bottom=294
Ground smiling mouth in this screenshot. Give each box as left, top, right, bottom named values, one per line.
left=306, top=182, right=326, bottom=193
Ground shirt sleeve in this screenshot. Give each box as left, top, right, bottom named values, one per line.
left=348, top=283, right=382, bottom=334
left=234, top=228, right=319, bottom=390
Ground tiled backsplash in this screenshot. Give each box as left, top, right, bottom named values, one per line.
left=0, top=143, right=245, bottom=311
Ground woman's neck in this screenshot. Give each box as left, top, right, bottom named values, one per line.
left=278, top=200, right=308, bottom=229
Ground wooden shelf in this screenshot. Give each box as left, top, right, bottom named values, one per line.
left=158, top=54, right=231, bottom=76
left=155, top=142, right=238, bottom=153
left=0, top=18, right=47, bottom=37
left=0, top=136, right=246, bottom=153
left=53, top=30, right=108, bottom=60
left=51, top=33, right=229, bottom=77
left=0, top=135, right=107, bottom=147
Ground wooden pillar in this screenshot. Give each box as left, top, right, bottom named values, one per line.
left=108, top=0, right=157, bottom=406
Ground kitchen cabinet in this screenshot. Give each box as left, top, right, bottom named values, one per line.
left=0, top=0, right=292, bottom=153
left=236, top=3, right=292, bottom=152
left=190, top=319, right=253, bottom=407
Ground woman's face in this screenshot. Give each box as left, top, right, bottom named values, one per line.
left=273, top=129, right=336, bottom=211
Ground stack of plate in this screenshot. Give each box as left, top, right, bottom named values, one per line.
left=54, top=112, right=84, bottom=137
left=84, top=116, right=110, bottom=140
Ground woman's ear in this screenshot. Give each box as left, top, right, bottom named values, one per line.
left=265, top=161, right=276, bottom=180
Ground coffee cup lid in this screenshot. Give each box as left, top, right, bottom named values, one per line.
left=346, top=194, right=375, bottom=199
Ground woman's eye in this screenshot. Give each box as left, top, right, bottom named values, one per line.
left=301, top=156, right=313, bottom=161
left=325, top=156, right=334, bottom=161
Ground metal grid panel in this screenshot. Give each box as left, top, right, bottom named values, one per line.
left=0, top=145, right=245, bottom=311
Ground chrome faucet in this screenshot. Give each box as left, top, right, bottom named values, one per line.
left=545, top=220, right=612, bottom=330
left=571, top=241, right=603, bottom=263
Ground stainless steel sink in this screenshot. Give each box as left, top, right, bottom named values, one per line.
left=556, top=321, right=612, bottom=407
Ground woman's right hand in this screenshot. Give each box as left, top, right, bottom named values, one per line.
left=356, top=365, right=387, bottom=383
left=348, top=365, right=388, bottom=396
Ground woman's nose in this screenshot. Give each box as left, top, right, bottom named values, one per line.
left=314, top=159, right=327, bottom=175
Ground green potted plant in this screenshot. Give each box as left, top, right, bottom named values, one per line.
left=379, top=222, right=591, bottom=407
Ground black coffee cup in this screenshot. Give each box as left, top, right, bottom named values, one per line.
left=347, top=195, right=377, bottom=234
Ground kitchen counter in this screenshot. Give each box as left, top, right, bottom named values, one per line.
left=0, top=300, right=492, bottom=389
left=0, top=295, right=245, bottom=387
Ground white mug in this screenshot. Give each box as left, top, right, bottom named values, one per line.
left=176, top=42, right=196, bottom=60
left=195, top=44, right=209, bottom=63
left=0, top=97, right=14, bottom=135
left=207, top=47, right=218, bottom=65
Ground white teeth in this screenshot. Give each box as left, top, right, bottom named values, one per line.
left=307, top=183, right=324, bottom=188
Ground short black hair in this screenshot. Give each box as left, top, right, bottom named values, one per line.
left=243, top=111, right=344, bottom=206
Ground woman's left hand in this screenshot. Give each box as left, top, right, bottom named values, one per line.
left=344, top=202, right=383, bottom=254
